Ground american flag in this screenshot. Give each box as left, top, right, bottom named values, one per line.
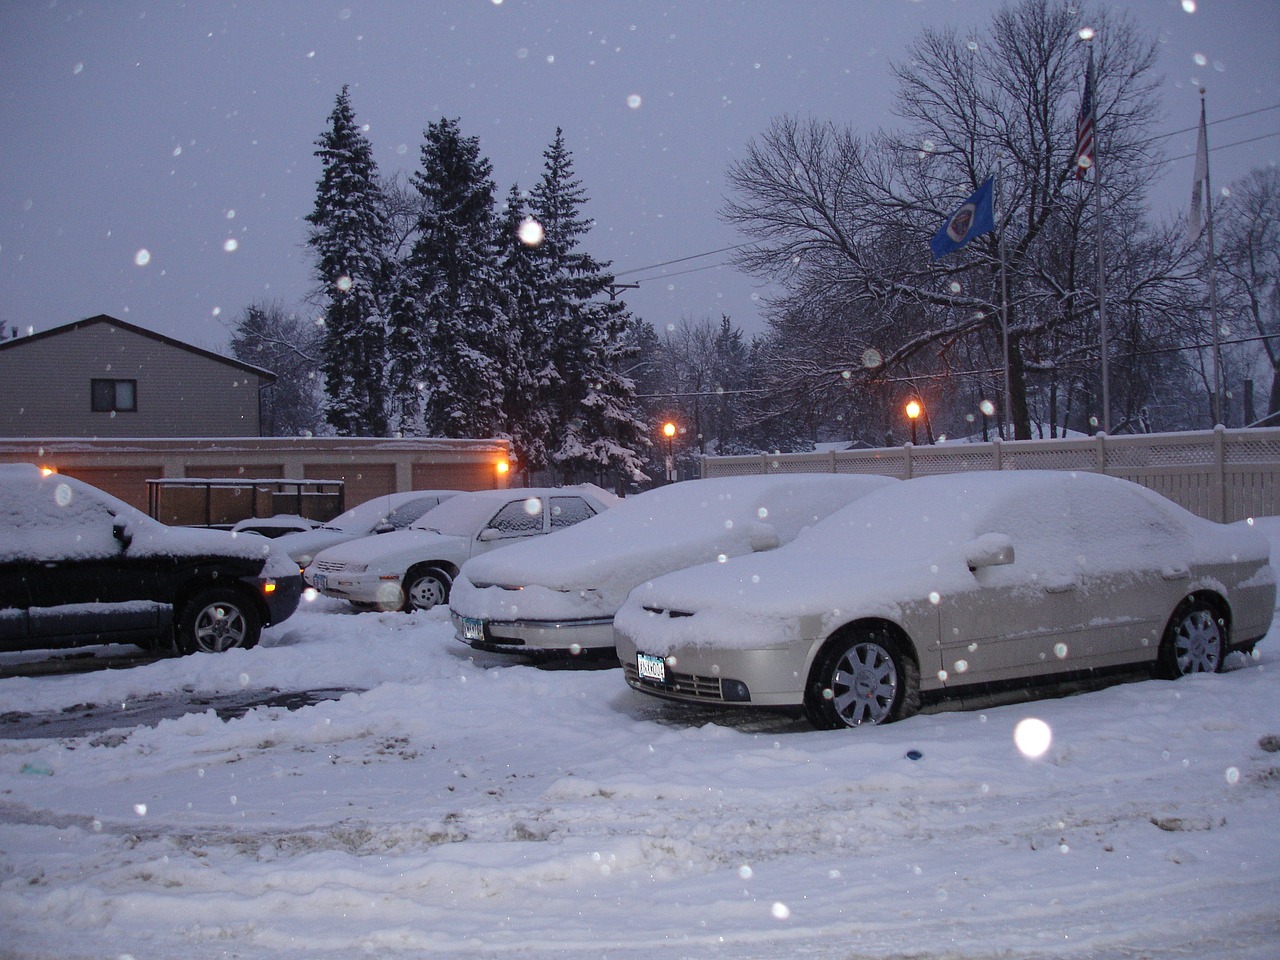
left=1074, top=49, right=1095, bottom=180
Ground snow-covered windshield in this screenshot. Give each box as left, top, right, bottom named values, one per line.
left=322, top=492, right=448, bottom=534
left=411, top=492, right=526, bottom=538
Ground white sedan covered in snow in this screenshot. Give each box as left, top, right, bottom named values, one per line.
left=271, top=489, right=460, bottom=570
left=304, top=486, right=617, bottom=612
left=615, top=471, right=1276, bottom=729
left=449, top=473, right=896, bottom=659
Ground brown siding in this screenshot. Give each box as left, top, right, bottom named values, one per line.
left=57, top=466, right=160, bottom=511
left=305, top=462, right=394, bottom=508
left=413, top=461, right=502, bottom=491
left=0, top=437, right=512, bottom=523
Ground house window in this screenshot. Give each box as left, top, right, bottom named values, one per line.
left=91, top=379, right=137, bottom=413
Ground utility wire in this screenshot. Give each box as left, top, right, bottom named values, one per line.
left=614, top=243, right=753, bottom=278
left=1166, top=129, right=1280, bottom=162
left=612, top=102, right=1280, bottom=287
left=1152, top=102, right=1280, bottom=142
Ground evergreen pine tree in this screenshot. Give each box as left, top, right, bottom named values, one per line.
left=306, top=86, right=391, bottom=436
left=494, top=185, right=555, bottom=477
left=390, top=118, right=503, bottom=437
left=530, top=129, right=648, bottom=484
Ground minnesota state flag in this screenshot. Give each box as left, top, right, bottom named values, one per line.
left=930, top=177, right=995, bottom=259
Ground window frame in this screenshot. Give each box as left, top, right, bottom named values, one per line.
left=90, top=378, right=138, bottom=413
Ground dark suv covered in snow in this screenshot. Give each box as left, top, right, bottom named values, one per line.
left=0, top=464, right=303, bottom=655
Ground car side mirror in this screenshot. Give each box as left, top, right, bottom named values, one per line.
left=373, top=522, right=395, bottom=534
left=746, top=522, right=781, bottom=552
left=478, top=528, right=502, bottom=542
left=113, top=522, right=133, bottom=551
left=966, top=533, right=1014, bottom=571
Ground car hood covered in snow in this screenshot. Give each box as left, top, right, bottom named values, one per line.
left=451, top=474, right=896, bottom=621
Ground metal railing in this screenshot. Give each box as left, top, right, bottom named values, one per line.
left=701, top=426, right=1280, bottom=523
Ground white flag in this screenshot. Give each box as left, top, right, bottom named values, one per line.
left=1189, top=103, right=1208, bottom=242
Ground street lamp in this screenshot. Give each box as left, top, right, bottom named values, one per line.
left=662, top=421, right=677, bottom=483
left=905, top=400, right=922, bottom=445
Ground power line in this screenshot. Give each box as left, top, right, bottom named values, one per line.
left=1152, top=102, right=1280, bottom=143
left=875, top=332, right=1280, bottom=385
left=614, top=243, right=753, bottom=278
left=611, top=103, right=1280, bottom=288
left=1166, top=129, right=1280, bottom=163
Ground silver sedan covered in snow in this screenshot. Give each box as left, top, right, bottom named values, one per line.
left=615, top=471, right=1276, bottom=729
left=449, top=473, right=896, bottom=659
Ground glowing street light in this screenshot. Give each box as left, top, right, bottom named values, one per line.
left=662, top=421, right=677, bottom=483
left=905, top=400, right=922, bottom=445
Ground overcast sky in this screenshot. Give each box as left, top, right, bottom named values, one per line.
left=2, top=0, right=1277, bottom=354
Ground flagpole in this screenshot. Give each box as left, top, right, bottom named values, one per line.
left=1201, top=88, right=1223, bottom=425
left=996, top=167, right=1013, bottom=438
left=1089, top=42, right=1111, bottom=435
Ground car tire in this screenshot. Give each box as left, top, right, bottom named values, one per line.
left=403, top=567, right=451, bottom=612
left=804, top=625, right=920, bottom=729
left=1157, top=597, right=1227, bottom=679
left=176, top=587, right=262, bottom=655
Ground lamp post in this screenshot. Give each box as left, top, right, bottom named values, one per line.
left=662, top=421, right=677, bottom=483
left=905, top=400, right=922, bottom=446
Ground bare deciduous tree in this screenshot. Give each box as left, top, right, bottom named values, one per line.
left=1217, top=167, right=1280, bottom=421
left=724, top=0, right=1202, bottom=440
left=228, top=301, right=324, bottom=436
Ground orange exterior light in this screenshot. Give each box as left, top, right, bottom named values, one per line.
left=40, top=466, right=57, bottom=476
left=662, top=422, right=676, bottom=439
left=495, top=460, right=510, bottom=475
left=905, top=400, right=921, bottom=421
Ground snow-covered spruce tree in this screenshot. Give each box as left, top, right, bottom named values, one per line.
left=390, top=118, right=503, bottom=438
left=494, top=184, right=555, bottom=478
left=530, top=129, right=648, bottom=485
left=306, top=86, right=391, bottom=437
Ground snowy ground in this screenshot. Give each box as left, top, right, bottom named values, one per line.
left=3, top=565, right=1280, bottom=958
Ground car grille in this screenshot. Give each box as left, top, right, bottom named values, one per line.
left=624, top=662, right=726, bottom=701
left=311, top=559, right=348, bottom=574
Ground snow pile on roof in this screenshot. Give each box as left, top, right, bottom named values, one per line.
left=0, top=462, right=282, bottom=566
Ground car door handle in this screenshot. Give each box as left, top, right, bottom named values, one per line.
left=1044, top=577, right=1079, bottom=594
left=1161, top=565, right=1191, bottom=581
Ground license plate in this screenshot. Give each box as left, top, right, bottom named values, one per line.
left=462, top=617, right=485, bottom=642
left=637, top=653, right=666, bottom=682
left=313, top=574, right=328, bottom=592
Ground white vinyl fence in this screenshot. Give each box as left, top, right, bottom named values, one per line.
left=701, top=426, right=1280, bottom=523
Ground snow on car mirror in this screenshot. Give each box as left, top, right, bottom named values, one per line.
left=478, top=528, right=502, bottom=542
left=373, top=521, right=395, bottom=534
left=966, top=533, right=1014, bottom=571
left=112, top=521, right=133, bottom=551
left=746, top=522, right=781, bottom=552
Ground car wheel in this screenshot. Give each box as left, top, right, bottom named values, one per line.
left=1157, top=598, right=1226, bottom=679
left=403, top=567, right=451, bottom=612
left=805, top=625, right=920, bottom=729
left=177, top=587, right=261, bottom=654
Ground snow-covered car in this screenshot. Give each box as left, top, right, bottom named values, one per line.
left=271, top=489, right=460, bottom=570
left=615, top=471, right=1276, bottom=729
left=305, top=486, right=618, bottom=612
left=231, top=514, right=323, bottom=539
left=449, top=473, right=897, bottom=660
left=0, top=464, right=304, bottom=655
